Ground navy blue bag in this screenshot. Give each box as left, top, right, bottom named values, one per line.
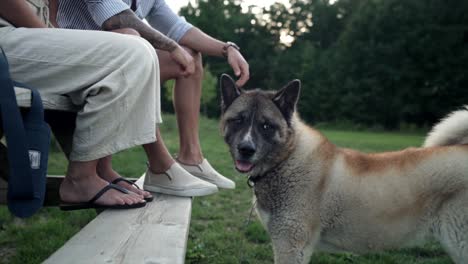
left=0, top=49, right=50, bottom=218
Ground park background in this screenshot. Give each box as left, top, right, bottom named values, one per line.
left=1, top=0, right=467, bottom=263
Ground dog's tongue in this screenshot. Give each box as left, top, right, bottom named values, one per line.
left=235, top=160, right=254, bottom=173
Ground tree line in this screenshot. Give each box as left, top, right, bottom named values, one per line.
left=169, top=0, right=468, bottom=129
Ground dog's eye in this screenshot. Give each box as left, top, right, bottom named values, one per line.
left=262, top=123, right=272, bottom=130
left=230, top=117, right=243, bottom=124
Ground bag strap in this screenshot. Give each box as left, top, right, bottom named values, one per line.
left=13, top=81, right=45, bottom=126
left=0, top=49, right=34, bottom=199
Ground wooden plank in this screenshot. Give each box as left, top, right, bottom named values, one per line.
left=0, top=175, right=65, bottom=206
left=14, top=87, right=79, bottom=112
left=44, top=173, right=192, bottom=264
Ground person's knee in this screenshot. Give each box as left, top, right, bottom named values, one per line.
left=182, top=47, right=203, bottom=80
left=115, top=38, right=158, bottom=95
left=125, top=38, right=158, bottom=69
left=112, top=28, right=141, bottom=37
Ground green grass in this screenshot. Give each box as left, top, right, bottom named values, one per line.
left=0, top=114, right=453, bottom=264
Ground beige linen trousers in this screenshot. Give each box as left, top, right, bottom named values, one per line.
left=0, top=16, right=162, bottom=161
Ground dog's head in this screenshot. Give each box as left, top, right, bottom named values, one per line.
left=220, top=74, right=301, bottom=175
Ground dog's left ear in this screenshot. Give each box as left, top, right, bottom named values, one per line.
left=273, top=79, right=301, bottom=124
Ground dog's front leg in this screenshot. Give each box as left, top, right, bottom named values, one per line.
left=268, top=218, right=320, bottom=264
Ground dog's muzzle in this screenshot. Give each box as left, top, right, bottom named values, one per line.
left=237, top=141, right=256, bottom=159
left=235, top=141, right=256, bottom=173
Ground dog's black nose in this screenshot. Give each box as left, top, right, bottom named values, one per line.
left=238, top=141, right=256, bottom=158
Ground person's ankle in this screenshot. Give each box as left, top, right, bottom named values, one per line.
left=176, top=154, right=203, bottom=165
left=65, top=170, right=96, bottom=182
left=60, top=174, right=100, bottom=202
left=96, top=166, right=119, bottom=182
left=148, top=159, right=174, bottom=174
left=178, top=145, right=203, bottom=164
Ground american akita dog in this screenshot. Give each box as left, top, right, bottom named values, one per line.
left=219, top=74, right=468, bottom=264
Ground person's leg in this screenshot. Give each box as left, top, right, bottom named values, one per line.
left=171, top=51, right=204, bottom=164
left=143, top=128, right=175, bottom=173
left=156, top=49, right=235, bottom=189
left=105, top=28, right=202, bottom=168
left=156, top=49, right=204, bottom=164
left=94, top=28, right=175, bottom=193
left=99, top=28, right=217, bottom=196
left=98, top=28, right=174, bottom=173
left=1, top=27, right=159, bottom=205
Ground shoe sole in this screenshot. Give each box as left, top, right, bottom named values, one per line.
left=143, top=185, right=218, bottom=197
left=190, top=174, right=236, bottom=189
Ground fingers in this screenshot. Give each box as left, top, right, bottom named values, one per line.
left=228, top=50, right=250, bottom=87
left=235, top=61, right=250, bottom=87
left=231, top=59, right=241, bottom=77
left=184, top=59, right=195, bottom=76
left=171, top=47, right=195, bottom=77
left=179, top=64, right=193, bottom=77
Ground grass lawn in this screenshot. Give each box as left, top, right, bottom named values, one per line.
left=0, top=114, right=453, bottom=264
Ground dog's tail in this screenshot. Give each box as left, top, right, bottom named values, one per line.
left=424, top=106, right=468, bottom=147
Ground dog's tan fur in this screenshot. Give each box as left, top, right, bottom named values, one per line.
left=219, top=75, right=468, bottom=264
left=256, top=116, right=468, bottom=264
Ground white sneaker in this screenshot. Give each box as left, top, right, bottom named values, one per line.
left=178, top=159, right=236, bottom=189
left=143, top=163, right=218, bottom=197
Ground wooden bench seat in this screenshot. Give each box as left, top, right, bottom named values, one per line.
left=1, top=88, right=192, bottom=263
left=14, top=87, right=79, bottom=112
left=44, top=175, right=192, bottom=264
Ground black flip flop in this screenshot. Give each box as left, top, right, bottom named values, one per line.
left=60, top=184, right=147, bottom=211
left=111, top=177, right=154, bottom=202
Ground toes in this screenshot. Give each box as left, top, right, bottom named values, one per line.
left=139, top=189, right=152, bottom=198
left=122, top=196, right=135, bottom=205
left=129, top=191, right=145, bottom=200
left=115, top=196, right=125, bottom=205
left=117, top=182, right=148, bottom=199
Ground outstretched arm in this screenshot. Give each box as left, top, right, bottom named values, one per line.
left=0, top=0, right=47, bottom=28
left=102, top=10, right=195, bottom=76
left=144, top=0, right=249, bottom=85
left=179, top=27, right=250, bottom=86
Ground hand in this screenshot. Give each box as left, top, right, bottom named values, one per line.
left=169, top=46, right=195, bottom=77
left=227, top=48, right=250, bottom=86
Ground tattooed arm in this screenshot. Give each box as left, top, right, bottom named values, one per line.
left=103, top=9, right=176, bottom=51
left=102, top=9, right=195, bottom=75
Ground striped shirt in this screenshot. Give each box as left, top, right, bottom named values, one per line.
left=57, top=0, right=193, bottom=42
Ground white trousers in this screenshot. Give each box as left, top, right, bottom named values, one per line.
left=0, top=25, right=162, bottom=161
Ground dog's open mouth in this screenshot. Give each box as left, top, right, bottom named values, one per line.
left=235, top=160, right=254, bottom=173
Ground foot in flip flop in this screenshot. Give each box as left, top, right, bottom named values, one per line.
left=97, top=166, right=154, bottom=202
left=59, top=174, right=146, bottom=211
left=111, top=177, right=154, bottom=202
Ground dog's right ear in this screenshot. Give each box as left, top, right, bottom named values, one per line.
left=220, top=74, right=241, bottom=113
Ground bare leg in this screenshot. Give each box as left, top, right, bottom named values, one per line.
left=60, top=160, right=145, bottom=205
left=143, top=128, right=175, bottom=173
left=156, top=48, right=234, bottom=189
left=157, top=49, right=204, bottom=165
